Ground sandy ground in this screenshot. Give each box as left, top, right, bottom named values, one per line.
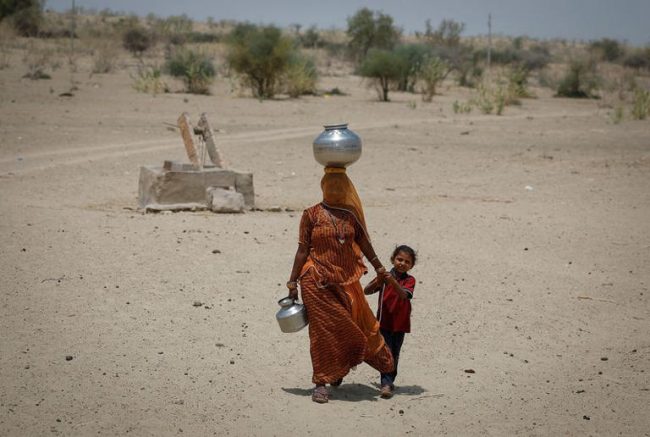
left=1, top=56, right=650, bottom=436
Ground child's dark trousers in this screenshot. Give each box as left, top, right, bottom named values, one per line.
left=380, top=328, right=406, bottom=387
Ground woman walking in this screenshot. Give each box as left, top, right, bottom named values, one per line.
left=286, top=167, right=394, bottom=403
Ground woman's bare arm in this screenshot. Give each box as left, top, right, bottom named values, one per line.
left=287, top=243, right=309, bottom=299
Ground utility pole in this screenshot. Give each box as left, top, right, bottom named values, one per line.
left=487, top=12, right=492, bottom=80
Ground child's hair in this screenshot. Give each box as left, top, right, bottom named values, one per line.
left=391, top=244, right=417, bottom=266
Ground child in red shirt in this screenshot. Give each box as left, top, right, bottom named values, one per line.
left=364, top=245, right=417, bottom=399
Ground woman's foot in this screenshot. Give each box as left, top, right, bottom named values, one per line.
left=330, top=378, right=343, bottom=387
left=312, top=385, right=329, bottom=403
left=380, top=385, right=393, bottom=399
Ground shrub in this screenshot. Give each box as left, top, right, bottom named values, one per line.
left=394, top=43, right=430, bottom=92
left=301, top=26, right=321, bottom=48
left=359, top=48, right=402, bottom=101
left=419, top=56, right=450, bottom=102
left=452, top=100, right=472, bottom=114
left=92, top=41, right=118, bottom=74
left=610, top=106, right=624, bottom=124
left=226, top=24, right=294, bottom=99
left=284, top=54, right=318, bottom=97
left=556, top=59, right=600, bottom=98
left=589, top=38, right=624, bottom=62
left=623, top=47, right=650, bottom=70
left=631, top=88, right=650, bottom=120
left=132, top=65, right=168, bottom=95
left=507, top=65, right=533, bottom=98
left=346, top=8, right=401, bottom=62
left=22, top=44, right=51, bottom=79
left=166, top=49, right=215, bottom=94
left=1, top=0, right=43, bottom=36
left=123, top=27, right=153, bottom=56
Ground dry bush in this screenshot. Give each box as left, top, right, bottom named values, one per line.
left=91, top=39, right=119, bottom=74
left=631, top=88, right=650, bottom=120
left=284, top=55, right=318, bottom=97
left=132, top=65, right=168, bottom=95
left=22, top=41, right=53, bottom=79
left=0, top=22, right=17, bottom=69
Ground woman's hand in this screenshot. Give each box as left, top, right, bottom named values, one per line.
left=287, top=281, right=299, bottom=300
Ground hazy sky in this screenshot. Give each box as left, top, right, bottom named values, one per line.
left=45, top=0, right=650, bottom=45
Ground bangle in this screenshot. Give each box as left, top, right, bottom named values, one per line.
left=369, top=256, right=379, bottom=263
left=375, top=266, right=385, bottom=273
left=286, top=281, right=298, bottom=289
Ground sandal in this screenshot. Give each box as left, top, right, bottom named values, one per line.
left=380, top=385, right=393, bottom=399
left=312, top=385, right=329, bottom=403
left=330, top=378, right=343, bottom=387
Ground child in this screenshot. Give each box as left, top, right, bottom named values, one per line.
left=364, top=245, right=417, bottom=399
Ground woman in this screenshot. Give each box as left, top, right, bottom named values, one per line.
left=286, top=167, right=394, bottom=403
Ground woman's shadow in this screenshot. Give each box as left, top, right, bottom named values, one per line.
left=282, top=383, right=426, bottom=402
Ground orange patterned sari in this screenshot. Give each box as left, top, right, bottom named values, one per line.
left=298, top=203, right=393, bottom=384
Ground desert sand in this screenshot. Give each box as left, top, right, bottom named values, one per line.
left=1, top=52, right=649, bottom=436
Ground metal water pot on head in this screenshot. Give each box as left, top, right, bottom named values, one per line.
left=312, top=123, right=362, bottom=168
left=276, top=297, right=308, bottom=333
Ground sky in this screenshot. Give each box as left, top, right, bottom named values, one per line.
left=45, top=0, right=650, bottom=46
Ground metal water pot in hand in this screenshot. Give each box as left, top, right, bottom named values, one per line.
left=312, top=123, right=362, bottom=168
left=276, top=297, right=308, bottom=333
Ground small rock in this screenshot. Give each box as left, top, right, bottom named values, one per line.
left=601, top=357, right=608, bottom=361
left=464, top=369, right=475, bottom=374
left=211, top=249, right=221, bottom=254
left=192, top=301, right=203, bottom=307
left=229, top=359, right=235, bottom=365
left=65, top=355, right=73, bottom=361
left=583, top=415, right=590, bottom=420
left=398, top=409, right=404, bottom=415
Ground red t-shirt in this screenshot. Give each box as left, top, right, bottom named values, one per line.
left=378, top=271, right=416, bottom=333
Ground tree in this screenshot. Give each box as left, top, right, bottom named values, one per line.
left=227, top=24, right=294, bottom=99
left=1, top=0, right=44, bottom=36
left=359, top=49, right=402, bottom=101
left=424, top=18, right=465, bottom=47
left=347, top=8, right=400, bottom=62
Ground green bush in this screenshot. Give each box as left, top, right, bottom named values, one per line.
left=123, top=27, right=154, bottom=56
left=394, top=43, right=430, bottom=92
left=166, top=49, right=215, bottom=94
left=359, top=49, right=402, bottom=101
left=507, top=65, right=533, bottom=98
left=227, top=24, right=294, bottom=99
left=284, top=54, right=318, bottom=97
left=556, top=59, right=600, bottom=98
left=419, top=56, right=449, bottom=102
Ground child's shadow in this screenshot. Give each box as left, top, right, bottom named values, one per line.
left=282, top=383, right=426, bottom=403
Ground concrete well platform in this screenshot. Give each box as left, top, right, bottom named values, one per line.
left=138, top=162, right=254, bottom=212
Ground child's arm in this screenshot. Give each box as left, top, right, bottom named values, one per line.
left=383, top=273, right=413, bottom=301
left=364, top=276, right=383, bottom=295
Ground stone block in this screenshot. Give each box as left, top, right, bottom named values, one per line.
left=207, top=187, right=245, bottom=213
